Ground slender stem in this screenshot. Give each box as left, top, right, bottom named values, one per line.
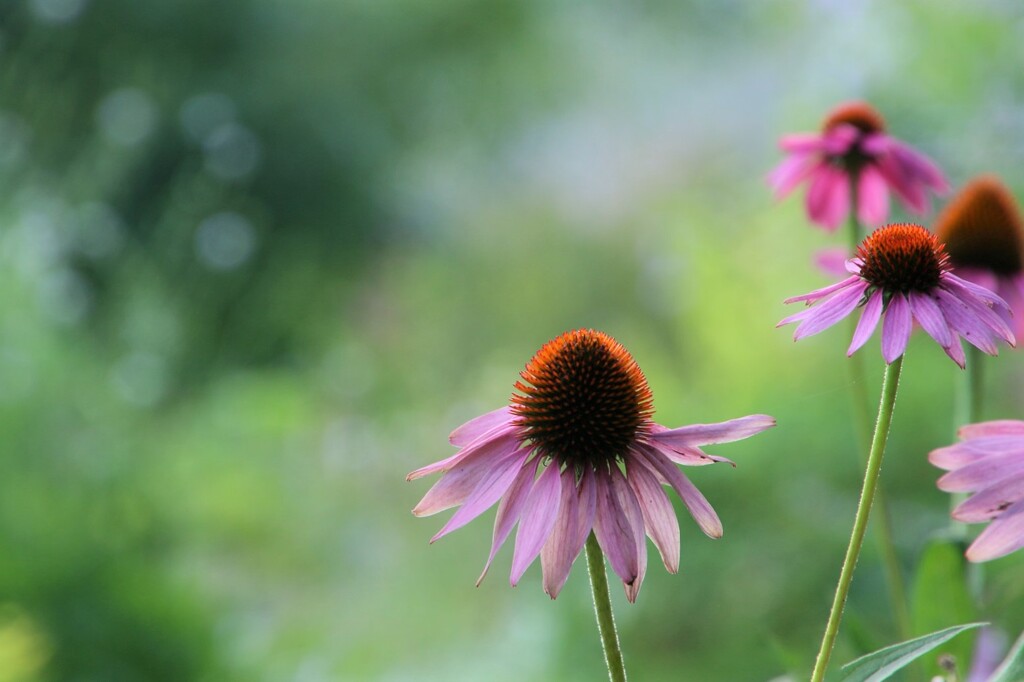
left=811, top=356, right=904, bottom=682
left=586, top=533, right=627, bottom=682
left=951, top=347, right=983, bottom=541
left=844, top=174, right=913, bottom=645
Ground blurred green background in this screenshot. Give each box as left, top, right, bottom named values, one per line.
left=2, top=1, right=1024, bottom=680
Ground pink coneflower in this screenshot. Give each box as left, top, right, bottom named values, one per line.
left=408, top=329, right=775, bottom=602
left=779, top=223, right=1015, bottom=366
left=768, top=101, right=949, bottom=231
left=930, top=420, right=1024, bottom=561
left=935, top=175, right=1024, bottom=339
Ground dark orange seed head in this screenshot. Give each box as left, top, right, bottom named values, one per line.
left=857, top=223, right=949, bottom=293
left=510, top=329, right=653, bottom=469
left=822, top=101, right=886, bottom=135
left=934, top=175, right=1024, bottom=275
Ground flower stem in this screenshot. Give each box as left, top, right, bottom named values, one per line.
left=845, top=175, right=913, bottom=646
left=811, top=355, right=904, bottom=682
left=586, top=533, right=627, bottom=682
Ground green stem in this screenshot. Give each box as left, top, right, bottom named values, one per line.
left=811, top=356, right=904, bottom=682
left=951, top=347, right=983, bottom=542
left=844, top=175, right=913, bottom=646
left=586, top=533, right=627, bottom=682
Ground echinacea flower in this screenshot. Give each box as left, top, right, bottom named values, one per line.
left=408, top=329, right=775, bottom=602
left=930, top=420, right=1024, bottom=561
left=768, top=101, right=949, bottom=231
left=935, top=175, right=1024, bottom=338
left=779, top=223, right=1015, bottom=367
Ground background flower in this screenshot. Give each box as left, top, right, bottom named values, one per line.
left=769, top=101, right=949, bottom=231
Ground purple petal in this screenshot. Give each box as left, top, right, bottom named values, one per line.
left=407, top=429, right=519, bottom=481
left=412, top=434, right=522, bottom=514
left=943, top=275, right=1016, bottom=343
left=937, top=454, right=1024, bottom=493
left=592, top=468, right=641, bottom=589
left=936, top=289, right=1000, bottom=355
left=821, top=125, right=858, bottom=154
left=476, top=457, right=539, bottom=585
left=943, top=337, right=967, bottom=369
left=778, top=132, right=824, bottom=153
left=881, top=293, right=912, bottom=364
left=929, top=444, right=985, bottom=471
left=572, top=467, right=598, bottom=557
left=890, top=140, right=949, bottom=193
left=960, top=421, right=1024, bottom=439
left=792, top=283, right=867, bottom=340
left=647, top=439, right=735, bottom=467
left=848, top=289, right=884, bottom=355
left=856, top=166, right=890, bottom=226
left=783, top=275, right=861, bottom=305
left=636, top=444, right=723, bottom=538
left=909, top=291, right=952, bottom=348
left=953, top=476, right=1024, bottom=523
left=806, top=165, right=849, bottom=230
left=430, top=448, right=529, bottom=543
left=627, top=455, right=680, bottom=573
left=966, top=499, right=1024, bottom=562
left=651, top=414, right=775, bottom=449
left=540, top=468, right=583, bottom=598
left=449, top=406, right=514, bottom=446
left=509, top=462, right=563, bottom=585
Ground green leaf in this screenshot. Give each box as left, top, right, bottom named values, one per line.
left=910, top=540, right=977, bottom=676
left=989, top=630, right=1024, bottom=682
left=839, top=622, right=987, bottom=682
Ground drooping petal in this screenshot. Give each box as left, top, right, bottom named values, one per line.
left=572, top=467, right=598, bottom=560
left=881, top=292, right=913, bottom=364
left=412, top=434, right=522, bottom=514
left=936, top=289, right=1000, bottom=355
left=806, top=164, right=849, bottom=230
left=540, top=468, right=583, bottom=598
left=909, top=291, right=952, bottom=348
left=477, top=457, right=539, bottom=585
left=857, top=166, right=890, bottom=226
left=960, top=421, right=1024, bottom=439
left=592, top=468, right=640, bottom=589
left=942, top=276, right=1015, bottom=344
left=929, top=444, right=986, bottom=471
left=848, top=289, right=884, bottom=355
left=966, top=498, right=1024, bottom=562
left=936, top=454, right=1024, bottom=493
left=449, top=406, right=514, bottom=446
left=626, top=454, right=680, bottom=573
left=890, top=140, right=950, bottom=193
left=778, top=132, right=824, bottom=153
left=407, top=429, right=520, bottom=481
left=783, top=275, right=861, bottom=305
left=610, top=466, right=648, bottom=603
left=510, top=462, right=563, bottom=585
left=952, top=476, right=1024, bottom=523
left=647, top=439, right=735, bottom=467
left=651, top=414, right=776, bottom=449
left=876, top=150, right=928, bottom=213
left=636, top=444, right=722, bottom=538
left=430, top=448, right=530, bottom=543
left=767, top=153, right=819, bottom=198
left=792, top=282, right=868, bottom=340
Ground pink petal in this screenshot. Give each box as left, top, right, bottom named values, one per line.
left=814, top=247, right=852, bottom=279
left=937, top=454, right=1024, bottom=493
left=936, top=289, right=1000, bottom=355
left=778, top=132, right=824, bottom=153
left=943, top=276, right=1015, bottom=342
left=510, top=462, right=563, bottom=585
left=767, top=153, right=819, bottom=198
left=876, top=153, right=926, bottom=213
left=966, top=499, right=1024, bottom=562
left=647, top=439, right=735, bottom=467
left=476, top=457, right=539, bottom=585
left=636, top=444, right=722, bottom=538
left=412, top=434, right=522, bottom=514
left=792, top=283, right=867, bottom=340
left=821, top=125, right=858, bottom=155
left=783, top=275, right=861, bottom=305
left=960, top=421, right=1024, bottom=439
left=806, top=165, right=849, bottom=231
left=943, top=337, right=967, bottom=369
left=407, top=429, right=519, bottom=481
left=627, top=455, right=680, bottom=573
left=953, top=476, right=1024, bottom=523
left=930, top=444, right=984, bottom=471
left=856, top=166, right=890, bottom=226
left=540, top=468, right=583, bottom=598
left=909, top=291, right=952, bottom=348
left=592, top=468, right=640, bottom=589
left=430, top=449, right=529, bottom=543
left=890, top=140, right=949, bottom=193
left=651, top=414, right=775, bottom=449
left=572, top=467, right=598, bottom=556
left=848, top=289, right=883, bottom=355
left=449, top=406, right=514, bottom=446
left=881, top=293, right=912, bottom=364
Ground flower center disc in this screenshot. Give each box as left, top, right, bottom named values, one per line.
left=934, top=176, right=1024, bottom=275
left=511, top=329, right=653, bottom=468
left=822, top=101, right=886, bottom=134
left=857, top=223, right=949, bottom=293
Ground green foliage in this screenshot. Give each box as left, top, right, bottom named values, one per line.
left=910, top=540, right=978, bottom=677
left=838, top=623, right=986, bottom=682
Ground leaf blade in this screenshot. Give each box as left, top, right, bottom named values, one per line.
left=839, top=622, right=987, bottom=682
